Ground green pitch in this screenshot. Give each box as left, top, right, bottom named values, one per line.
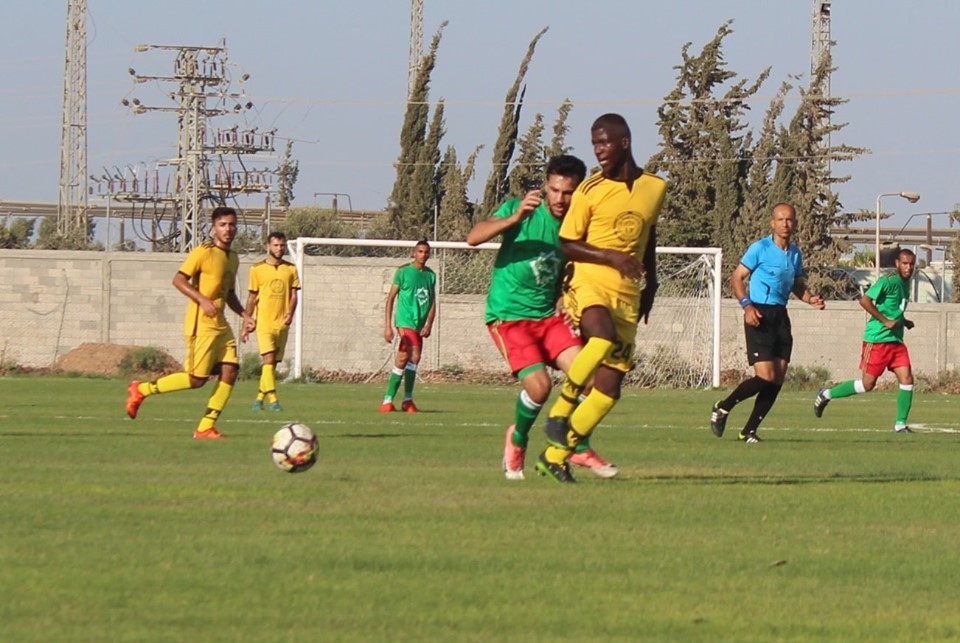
left=2, top=377, right=959, bottom=642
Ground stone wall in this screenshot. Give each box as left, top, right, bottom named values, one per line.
left=2, top=249, right=958, bottom=383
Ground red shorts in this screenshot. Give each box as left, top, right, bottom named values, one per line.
left=859, top=341, right=911, bottom=377
left=397, top=327, right=423, bottom=353
left=487, top=315, right=582, bottom=376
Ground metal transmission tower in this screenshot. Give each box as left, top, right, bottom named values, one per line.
left=120, top=42, right=273, bottom=251
left=57, top=0, right=88, bottom=238
left=811, top=1, right=833, bottom=164
left=408, top=0, right=424, bottom=96
left=811, top=1, right=832, bottom=92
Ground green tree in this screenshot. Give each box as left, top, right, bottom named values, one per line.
left=435, top=146, right=475, bottom=240
left=387, top=22, right=447, bottom=238
left=506, top=113, right=545, bottom=198
left=646, top=21, right=769, bottom=263
left=0, top=217, right=35, bottom=248
left=35, top=216, right=102, bottom=250
left=769, top=54, right=868, bottom=297
left=480, top=26, right=549, bottom=216
left=275, top=140, right=300, bottom=208
left=545, top=100, right=574, bottom=160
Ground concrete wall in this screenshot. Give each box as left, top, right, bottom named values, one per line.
left=1, top=249, right=958, bottom=382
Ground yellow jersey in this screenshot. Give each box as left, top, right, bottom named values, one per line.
left=559, top=170, right=667, bottom=299
left=178, top=242, right=239, bottom=337
left=248, top=260, right=301, bottom=331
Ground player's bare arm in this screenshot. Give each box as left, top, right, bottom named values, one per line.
left=285, top=289, right=299, bottom=326
left=730, top=263, right=762, bottom=328
left=383, top=285, right=399, bottom=343
left=560, top=239, right=644, bottom=280
left=638, top=226, right=658, bottom=324
left=421, top=298, right=437, bottom=338
left=241, top=291, right=258, bottom=341
left=173, top=272, right=217, bottom=318
left=859, top=294, right=898, bottom=330
left=227, top=290, right=255, bottom=331
left=466, top=190, right=542, bottom=246
left=791, top=277, right=825, bottom=309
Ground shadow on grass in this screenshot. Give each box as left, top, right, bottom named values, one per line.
left=636, top=472, right=957, bottom=485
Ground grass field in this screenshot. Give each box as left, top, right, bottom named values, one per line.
left=2, top=376, right=960, bottom=642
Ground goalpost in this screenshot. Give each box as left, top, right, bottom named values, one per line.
left=287, top=238, right=722, bottom=388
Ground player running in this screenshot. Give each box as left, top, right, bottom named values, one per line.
left=813, top=248, right=917, bottom=432
left=467, top=154, right=618, bottom=480
left=125, top=206, right=254, bottom=439
left=536, top=114, right=667, bottom=483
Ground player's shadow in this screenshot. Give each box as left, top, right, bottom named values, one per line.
left=638, top=472, right=955, bottom=485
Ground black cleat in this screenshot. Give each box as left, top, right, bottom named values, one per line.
left=535, top=452, right=576, bottom=483
left=545, top=415, right=571, bottom=448
left=813, top=388, right=830, bottom=418
left=739, top=431, right=762, bottom=444
left=710, top=402, right=728, bottom=438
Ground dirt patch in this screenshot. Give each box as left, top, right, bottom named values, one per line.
left=56, top=343, right=181, bottom=378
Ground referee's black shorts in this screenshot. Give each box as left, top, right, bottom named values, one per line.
left=743, top=303, right=793, bottom=365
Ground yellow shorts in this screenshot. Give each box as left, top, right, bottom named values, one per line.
left=563, top=282, right=639, bottom=373
left=185, top=333, right=239, bottom=379
left=256, top=325, right=290, bottom=362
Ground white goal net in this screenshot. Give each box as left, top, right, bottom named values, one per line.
left=287, top=238, right=721, bottom=388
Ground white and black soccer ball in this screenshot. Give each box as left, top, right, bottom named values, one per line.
left=271, top=422, right=319, bottom=473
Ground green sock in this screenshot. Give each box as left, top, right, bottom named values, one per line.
left=513, top=391, right=541, bottom=447
left=896, top=385, right=913, bottom=426
left=403, top=364, right=417, bottom=398
left=829, top=380, right=858, bottom=399
left=384, top=368, right=403, bottom=402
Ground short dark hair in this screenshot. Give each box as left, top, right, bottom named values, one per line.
left=898, top=248, right=916, bottom=260
left=546, top=154, right=587, bottom=183
left=415, top=239, right=431, bottom=249
left=211, top=206, right=237, bottom=222
left=592, top=113, right=631, bottom=138
left=268, top=231, right=287, bottom=243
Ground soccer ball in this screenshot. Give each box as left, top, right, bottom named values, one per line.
left=271, top=423, right=319, bottom=473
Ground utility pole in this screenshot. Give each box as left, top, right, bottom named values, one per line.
left=408, top=0, right=423, bottom=97
left=57, top=0, right=88, bottom=239
left=811, top=2, right=832, bottom=127
left=116, top=41, right=275, bottom=251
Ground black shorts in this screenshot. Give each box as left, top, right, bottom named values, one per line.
left=744, top=304, right=793, bottom=365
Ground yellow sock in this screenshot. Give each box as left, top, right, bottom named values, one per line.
left=549, top=337, right=614, bottom=418
left=570, top=389, right=617, bottom=440
left=545, top=445, right=572, bottom=465
left=196, top=381, right=233, bottom=432
left=140, top=372, right=192, bottom=397
left=260, top=364, right=277, bottom=403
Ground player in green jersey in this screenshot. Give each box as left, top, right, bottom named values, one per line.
left=381, top=240, right=436, bottom=413
left=468, top=155, right=619, bottom=480
left=813, top=248, right=917, bottom=432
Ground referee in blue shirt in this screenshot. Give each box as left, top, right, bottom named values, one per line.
left=710, top=203, right=825, bottom=443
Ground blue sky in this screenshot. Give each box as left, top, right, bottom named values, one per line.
left=2, top=1, right=958, bottom=241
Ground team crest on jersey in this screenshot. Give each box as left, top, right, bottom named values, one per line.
left=269, top=279, right=285, bottom=295
left=415, top=286, right=431, bottom=306
left=614, top=211, right=644, bottom=243
left=530, top=252, right=562, bottom=286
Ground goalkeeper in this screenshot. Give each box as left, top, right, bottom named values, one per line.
left=467, top=154, right=618, bottom=481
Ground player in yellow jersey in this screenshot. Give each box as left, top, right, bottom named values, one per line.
left=242, top=232, right=300, bottom=412
left=535, top=113, right=667, bottom=483
left=124, top=206, right=255, bottom=439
